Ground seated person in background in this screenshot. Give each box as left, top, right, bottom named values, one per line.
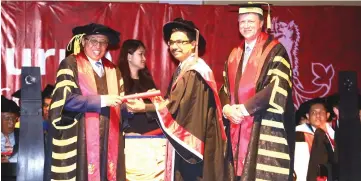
left=1, top=96, right=20, bottom=163
left=118, top=39, right=161, bottom=135
left=295, top=100, right=310, bottom=126
left=41, top=84, right=55, bottom=134
left=294, top=98, right=335, bottom=181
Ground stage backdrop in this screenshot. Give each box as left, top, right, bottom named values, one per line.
left=2, top=2, right=361, bottom=107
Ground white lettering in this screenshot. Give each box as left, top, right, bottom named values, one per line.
left=5, top=48, right=21, bottom=75
left=59, top=49, right=65, bottom=64
left=5, top=48, right=104, bottom=75
left=37, top=49, right=55, bottom=75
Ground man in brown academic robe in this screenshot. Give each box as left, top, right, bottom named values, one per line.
left=151, top=18, right=228, bottom=181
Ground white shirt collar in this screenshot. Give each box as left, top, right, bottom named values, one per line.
left=85, top=55, right=104, bottom=77
left=245, top=39, right=257, bottom=50
left=86, top=55, right=102, bottom=65
left=178, top=53, right=195, bottom=70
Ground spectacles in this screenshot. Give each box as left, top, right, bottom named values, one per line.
left=167, top=40, right=190, bottom=46
left=1, top=115, right=18, bottom=122
left=85, top=38, right=109, bottom=47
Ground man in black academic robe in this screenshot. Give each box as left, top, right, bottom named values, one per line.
left=49, top=23, right=125, bottom=181
left=221, top=4, right=295, bottom=181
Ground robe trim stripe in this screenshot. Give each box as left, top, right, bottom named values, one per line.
left=51, top=163, right=77, bottom=173
left=53, top=80, right=79, bottom=92
left=52, top=136, right=77, bottom=146
left=50, top=86, right=71, bottom=110
left=261, top=119, right=284, bottom=129
left=52, top=118, right=78, bottom=130
left=52, top=149, right=77, bottom=160
left=57, top=69, right=74, bottom=77
left=258, top=149, right=290, bottom=160
left=154, top=106, right=204, bottom=160
left=273, top=56, right=291, bottom=69
left=51, top=177, right=76, bottom=181
left=255, top=179, right=270, bottom=181
left=259, top=134, right=288, bottom=145
left=267, top=77, right=286, bottom=114
left=256, top=163, right=290, bottom=175
left=267, top=69, right=292, bottom=87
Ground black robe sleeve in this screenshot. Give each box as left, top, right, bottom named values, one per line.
left=50, top=56, right=81, bottom=127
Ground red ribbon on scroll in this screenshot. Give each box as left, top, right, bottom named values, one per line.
left=121, top=90, right=161, bottom=102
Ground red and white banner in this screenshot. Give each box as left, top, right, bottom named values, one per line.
left=2, top=2, right=361, bottom=107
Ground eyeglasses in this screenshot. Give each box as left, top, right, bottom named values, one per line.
left=167, top=40, right=190, bottom=46
left=1, top=115, right=18, bottom=122
left=85, top=38, right=109, bottom=47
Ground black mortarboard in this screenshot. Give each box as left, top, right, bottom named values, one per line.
left=163, top=17, right=206, bottom=50
left=11, top=89, right=21, bottom=99
left=68, top=23, right=121, bottom=55
left=1, top=96, right=20, bottom=114
left=42, top=84, right=55, bottom=99
left=72, top=23, right=120, bottom=46
left=326, top=93, right=361, bottom=109
left=325, top=93, right=340, bottom=108
left=295, top=100, right=310, bottom=124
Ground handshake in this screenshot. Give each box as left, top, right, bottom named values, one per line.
left=222, top=104, right=249, bottom=124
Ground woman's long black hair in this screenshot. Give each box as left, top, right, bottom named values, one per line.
left=118, top=39, right=156, bottom=95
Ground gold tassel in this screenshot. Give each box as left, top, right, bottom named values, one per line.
left=194, top=29, right=200, bottom=62
left=248, top=2, right=272, bottom=30
left=66, top=33, right=86, bottom=55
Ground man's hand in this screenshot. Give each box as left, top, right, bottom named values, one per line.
left=147, top=88, right=157, bottom=92
left=103, top=95, right=123, bottom=107
left=126, top=99, right=146, bottom=113
left=222, top=104, right=244, bottom=124
left=153, top=97, right=169, bottom=110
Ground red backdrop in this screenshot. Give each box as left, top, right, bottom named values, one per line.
left=2, top=2, right=361, bottom=107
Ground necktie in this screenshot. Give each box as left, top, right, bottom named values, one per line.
left=244, top=46, right=251, bottom=62
left=242, top=46, right=252, bottom=73
left=95, top=61, right=104, bottom=77
left=5, top=136, right=13, bottom=153
left=172, top=65, right=181, bottom=84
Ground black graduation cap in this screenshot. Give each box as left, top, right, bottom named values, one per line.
left=11, top=89, right=21, bottom=99
left=325, top=93, right=340, bottom=108
left=295, top=100, right=310, bottom=124
left=326, top=93, right=361, bottom=109
left=72, top=23, right=120, bottom=46
left=42, top=84, right=55, bottom=99
left=163, top=17, right=206, bottom=50
left=1, top=96, right=20, bottom=114
left=68, top=23, right=121, bottom=55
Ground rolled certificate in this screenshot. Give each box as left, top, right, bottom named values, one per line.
left=121, top=90, right=161, bottom=102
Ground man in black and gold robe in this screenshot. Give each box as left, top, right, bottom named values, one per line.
left=220, top=4, right=295, bottom=181
left=48, top=23, right=125, bottom=181
left=151, top=18, right=228, bottom=181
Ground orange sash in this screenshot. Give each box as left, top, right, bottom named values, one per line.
left=76, top=52, right=120, bottom=181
